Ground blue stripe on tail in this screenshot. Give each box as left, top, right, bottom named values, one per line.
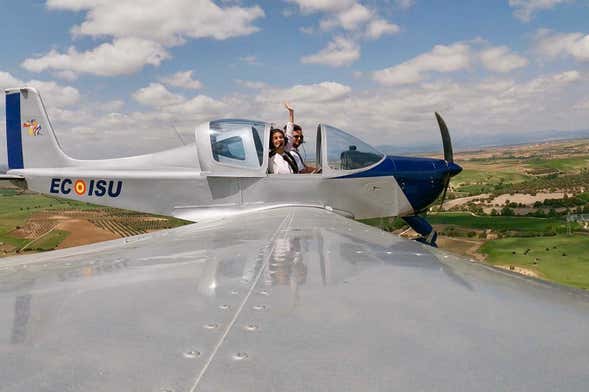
left=6, top=92, right=23, bottom=169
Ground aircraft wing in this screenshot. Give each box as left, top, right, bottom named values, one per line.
left=1, top=206, right=589, bottom=391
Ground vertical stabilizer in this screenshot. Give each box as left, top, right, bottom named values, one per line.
left=5, top=87, right=73, bottom=169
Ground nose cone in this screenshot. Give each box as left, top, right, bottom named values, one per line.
left=448, top=162, right=462, bottom=177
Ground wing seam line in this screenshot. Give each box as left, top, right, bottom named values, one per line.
left=189, top=211, right=294, bottom=392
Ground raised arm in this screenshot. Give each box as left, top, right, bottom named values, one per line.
left=284, top=102, right=294, bottom=124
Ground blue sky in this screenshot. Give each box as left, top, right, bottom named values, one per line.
left=1, top=0, right=589, bottom=158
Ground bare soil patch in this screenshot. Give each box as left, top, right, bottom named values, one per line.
left=491, top=192, right=573, bottom=206
left=55, top=219, right=118, bottom=249
left=495, top=265, right=541, bottom=279
left=437, top=236, right=486, bottom=261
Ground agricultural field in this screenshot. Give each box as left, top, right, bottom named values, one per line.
left=0, top=185, right=189, bottom=257
left=480, top=235, right=589, bottom=290
left=452, top=138, right=589, bottom=196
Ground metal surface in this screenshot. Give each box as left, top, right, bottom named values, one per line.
left=1, top=207, right=589, bottom=391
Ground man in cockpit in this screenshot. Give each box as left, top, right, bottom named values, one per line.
left=284, top=102, right=315, bottom=173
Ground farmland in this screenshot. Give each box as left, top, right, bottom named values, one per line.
left=0, top=186, right=188, bottom=257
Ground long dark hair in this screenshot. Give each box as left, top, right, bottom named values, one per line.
left=269, top=128, right=286, bottom=152
left=269, top=128, right=298, bottom=173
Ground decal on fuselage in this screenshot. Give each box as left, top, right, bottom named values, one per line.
left=50, top=178, right=123, bottom=198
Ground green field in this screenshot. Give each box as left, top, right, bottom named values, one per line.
left=480, top=235, right=589, bottom=289
left=426, top=213, right=571, bottom=235
left=0, top=191, right=188, bottom=255
left=453, top=168, right=529, bottom=194
left=525, top=157, right=589, bottom=174
left=0, top=193, right=81, bottom=250
left=24, top=229, right=69, bottom=252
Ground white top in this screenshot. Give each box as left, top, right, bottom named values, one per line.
left=284, top=121, right=295, bottom=151
left=269, top=153, right=293, bottom=174
left=284, top=121, right=305, bottom=172
left=290, top=150, right=305, bottom=172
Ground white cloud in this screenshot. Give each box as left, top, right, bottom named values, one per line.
left=289, top=1, right=399, bottom=67
left=286, top=0, right=356, bottom=14
left=0, top=71, right=21, bottom=88
left=97, top=99, right=125, bottom=112
left=534, top=29, right=589, bottom=62
left=11, top=71, right=588, bottom=160
left=22, top=38, right=169, bottom=77
left=508, top=0, right=569, bottom=22
left=319, top=3, right=372, bottom=31
left=479, top=46, right=528, bottom=72
left=301, top=37, right=360, bottom=67
left=132, top=82, right=225, bottom=119
left=373, top=43, right=471, bottom=85
left=261, top=81, right=352, bottom=103
left=133, top=83, right=185, bottom=107
left=365, top=19, right=400, bottom=39
left=28, top=1, right=264, bottom=79
left=161, top=70, right=202, bottom=90
left=53, top=70, right=78, bottom=81
left=235, top=80, right=269, bottom=89
left=0, top=70, right=80, bottom=109
left=47, top=0, right=265, bottom=45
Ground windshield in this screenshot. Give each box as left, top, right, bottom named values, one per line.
left=324, top=125, right=383, bottom=170
left=210, top=120, right=265, bottom=168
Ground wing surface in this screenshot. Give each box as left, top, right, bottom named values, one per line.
left=1, top=207, right=589, bottom=391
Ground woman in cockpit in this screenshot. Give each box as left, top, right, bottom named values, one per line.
left=268, top=128, right=298, bottom=174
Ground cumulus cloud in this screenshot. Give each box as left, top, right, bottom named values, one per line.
left=365, top=19, right=400, bottom=40
left=133, top=83, right=185, bottom=107
left=0, top=70, right=80, bottom=109
left=260, top=81, right=351, bottom=103
left=301, top=37, right=360, bottom=67
left=0, top=71, right=21, bottom=87
left=11, top=70, right=588, bottom=160
left=161, top=70, right=202, bottom=90
left=47, top=0, right=265, bottom=45
left=286, top=0, right=356, bottom=14
left=534, top=29, right=589, bottom=62
left=373, top=43, right=471, bottom=85
left=508, top=0, right=569, bottom=22
left=24, top=1, right=265, bottom=78
left=132, top=82, right=225, bottom=118
left=319, top=3, right=372, bottom=31
left=22, top=38, right=169, bottom=77
left=374, top=42, right=530, bottom=86
left=235, top=80, right=269, bottom=89
left=479, top=46, right=528, bottom=72
left=289, top=0, right=400, bottom=66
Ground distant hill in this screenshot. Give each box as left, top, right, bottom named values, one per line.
left=378, top=129, right=589, bottom=155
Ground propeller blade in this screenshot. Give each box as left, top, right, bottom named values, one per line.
left=435, top=112, right=453, bottom=163
left=438, top=175, right=450, bottom=212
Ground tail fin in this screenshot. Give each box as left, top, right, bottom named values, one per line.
left=5, top=87, right=73, bottom=169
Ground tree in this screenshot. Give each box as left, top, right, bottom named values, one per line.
left=501, top=207, right=515, bottom=216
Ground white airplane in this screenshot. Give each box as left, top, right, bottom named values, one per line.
left=1, top=87, right=588, bottom=391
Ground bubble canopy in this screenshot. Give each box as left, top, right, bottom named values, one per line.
left=201, top=120, right=383, bottom=174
